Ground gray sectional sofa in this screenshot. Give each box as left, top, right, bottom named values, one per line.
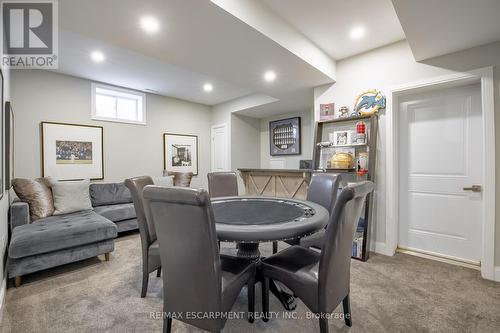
left=8, top=182, right=138, bottom=287
left=89, top=182, right=138, bottom=232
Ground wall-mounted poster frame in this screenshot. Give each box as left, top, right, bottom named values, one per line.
left=269, top=117, right=301, bottom=156
left=41, top=122, right=104, bottom=180
left=163, top=133, right=198, bottom=176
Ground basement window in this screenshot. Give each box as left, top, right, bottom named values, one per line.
left=91, top=83, right=146, bottom=125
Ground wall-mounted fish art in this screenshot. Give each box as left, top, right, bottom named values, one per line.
left=352, top=89, right=386, bottom=116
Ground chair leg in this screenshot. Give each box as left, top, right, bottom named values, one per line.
left=262, top=277, right=270, bottom=322
left=247, top=275, right=255, bottom=323
left=164, top=317, right=172, bottom=333
left=14, top=276, right=22, bottom=288
left=272, top=241, right=278, bottom=254
left=157, top=267, right=161, bottom=277
left=319, top=317, right=329, bottom=333
left=104, top=252, right=111, bottom=261
left=342, top=294, right=352, bottom=327
left=141, top=263, right=149, bottom=298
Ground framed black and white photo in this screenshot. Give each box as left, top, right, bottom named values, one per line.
left=269, top=117, right=300, bottom=156
left=41, top=122, right=104, bottom=180
left=4, top=101, right=14, bottom=189
left=163, top=133, right=198, bottom=175
left=331, top=130, right=353, bottom=146
left=0, top=69, right=4, bottom=198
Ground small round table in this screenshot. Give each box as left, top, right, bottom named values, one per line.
left=212, top=196, right=329, bottom=311
left=212, top=196, right=329, bottom=258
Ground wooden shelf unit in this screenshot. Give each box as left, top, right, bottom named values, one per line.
left=312, top=114, right=379, bottom=262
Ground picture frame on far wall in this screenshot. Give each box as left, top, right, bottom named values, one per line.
left=163, top=133, right=198, bottom=176
left=4, top=101, right=14, bottom=189
left=41, top=122, right=104, bottom=180
left=269, top=117, right=301, bottom=156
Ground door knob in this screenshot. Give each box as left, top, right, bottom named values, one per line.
left=463, top=185, right=482, bottom=192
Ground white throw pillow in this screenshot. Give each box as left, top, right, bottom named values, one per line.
left=153, top=176, right=174, bottom=187
left=52, top=179, right=93, bottom=215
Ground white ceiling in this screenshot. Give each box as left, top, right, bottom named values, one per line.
left=57, top=0, right=334, bottom=116
left=262, top=0, right=406, bottom=60
left=393, top=0, right=500, bottom=60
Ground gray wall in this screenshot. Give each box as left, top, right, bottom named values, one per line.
left=260, top=109, right=314, bottom=169
left=10, top=70, right=212, bottom=189
left=231, top=114, right=261, bottom=192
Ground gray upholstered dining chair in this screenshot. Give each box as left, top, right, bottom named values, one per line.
left=261, top=181, right=374, bottom=333
left=142, top=186, right=256, bottom=333
left=124, top=176, right=161, bottom=298
left=207, top=172, right=238, bottom=198
left=273, top=173, right=341, bottom=253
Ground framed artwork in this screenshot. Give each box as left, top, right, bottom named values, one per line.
left=4, top=101, right=14, bottom=188
left=269, top=117, right=301, bottom=156
left=41, top=122, right=104, bottom=180
left=163, top=133, right=198, bottom=175
left=319, top=103, right=335, bottom=121
left=330, top=130, right=353, bottom=146
left=0, top=69, right=3, bottom=198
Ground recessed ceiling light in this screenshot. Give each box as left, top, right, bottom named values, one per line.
left=349, top=26, right=365, bottom=40
left=264, top=70, right=276, bottom=82
left=90, top=50, right=105, bottom=63
left=140, top=15, right=160, bottom=34
left=203, top=83, right=213, bottom=92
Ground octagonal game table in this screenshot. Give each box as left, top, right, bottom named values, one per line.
left=212, top=196, right=329, bottom=310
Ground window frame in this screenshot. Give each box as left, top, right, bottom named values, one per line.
left=91, top=83, right=147, bottom=125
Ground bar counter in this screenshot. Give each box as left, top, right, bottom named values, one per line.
left=238, top=168, right=312, bottom=200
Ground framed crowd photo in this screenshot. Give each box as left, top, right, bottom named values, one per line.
left=4, top=101, right=14, bottom=189
left=0, top=69, right=4, bottom=198
left=163, top=133, right=198, bottom=176
left=41, top=122, right=104, bottom=180
left=269, top=117, right=301, bottom=156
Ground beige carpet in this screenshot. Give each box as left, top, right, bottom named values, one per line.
left=2, top=233, right=500, bottom=333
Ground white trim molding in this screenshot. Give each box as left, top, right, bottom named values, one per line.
left=0, top=276, right=6, bottom=324
left=494, top=267, right=500, bottom=282
left=385, top=67, right=496, bottom=281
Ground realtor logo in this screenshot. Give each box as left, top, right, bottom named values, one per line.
left=1, top=0, right=58, bottom=68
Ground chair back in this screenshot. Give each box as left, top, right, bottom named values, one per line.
left=306, top=173, right=341, bottom=216
left=125, top=176, right=156, bottom=246
left=318, top=181, right=374, bottom=313
left=163, top=171, right=193, bottom=187
left=207, top=172, right=238, bottom=198
left=143, top=186, right=222, bottom=331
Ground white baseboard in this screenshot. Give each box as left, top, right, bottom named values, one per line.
left=494, top=267, right=500, bottom=282
left=0, top=276, right=6, bottom=324
left=370, top=241, right=394, bottom=256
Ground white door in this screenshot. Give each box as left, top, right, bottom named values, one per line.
left=398, top=83, right=483, bottom=263
left=211, top=123, right=228, bottom=172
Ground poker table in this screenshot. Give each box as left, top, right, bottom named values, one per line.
left=211, top=196, right=329, bottom=311
left=212, top=196, right=329, bottom=258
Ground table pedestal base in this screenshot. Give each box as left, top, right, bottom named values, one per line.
left=233, top=242, right=298, bottom=311
left=236, top=243, right=260, bottom=259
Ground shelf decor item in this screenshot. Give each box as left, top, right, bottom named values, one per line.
left=352, top=89, right=386, bottom=116
left=330, top=151, right=354, bottom=169
left=41, top=122, right=104, bottom=180
left=355, top=121, right=367, bottom=144
left=331, top=130, right=352, bottom=146
left=163, top=133, right=198, bottom=176
left=338, top=106, right=349, bottom=118
left=269, top=117, right=301, bottom=156
left=319, top=103, right=335, bottom=121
